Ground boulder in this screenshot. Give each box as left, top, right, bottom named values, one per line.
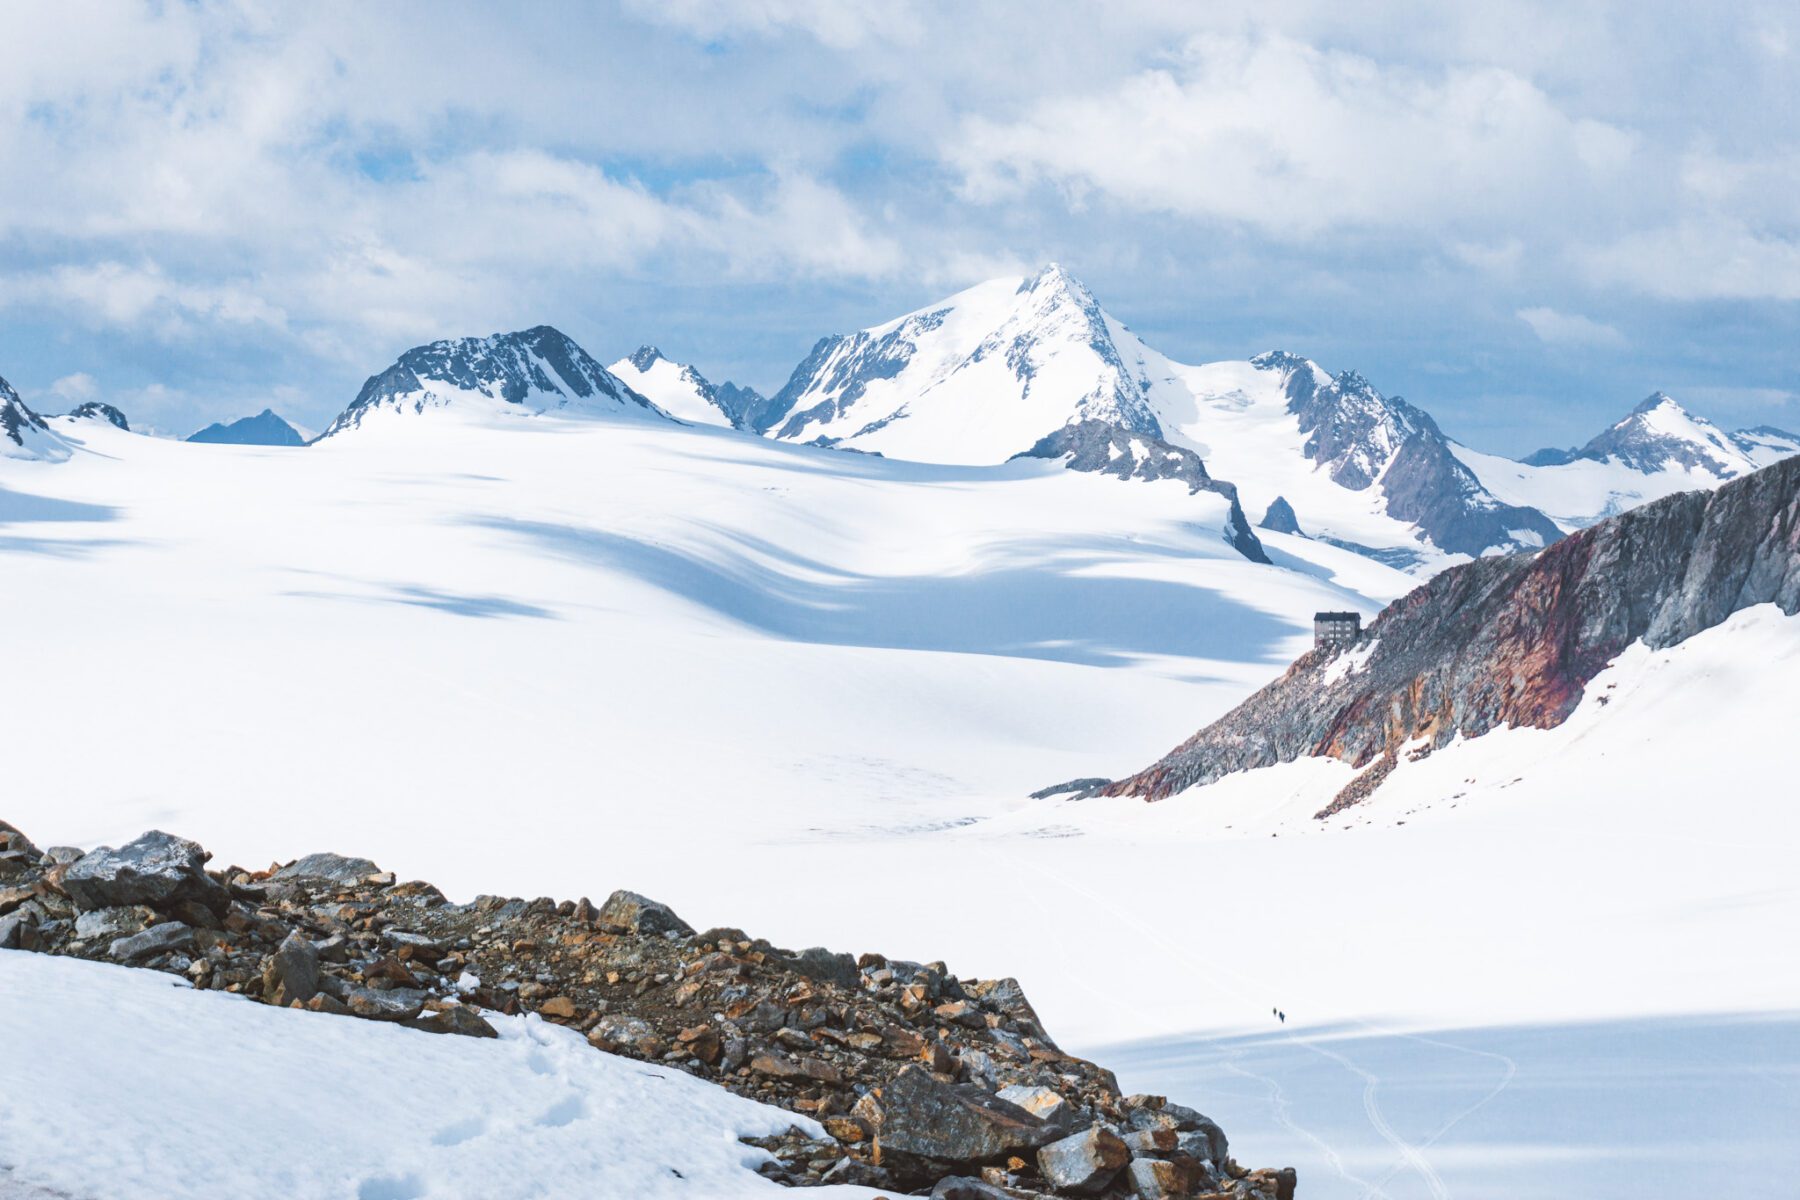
left=784, top=946, right=860, bottom=989
left=0, top=820, right=40, bottom=860
left=0, top=909, right=34, bottom=950
left=271, top=852, right=380, bottom=885
left=345, top=987, right=427, bottom=1021
left=587, top=1014, right=667, bottom=1058
left=1126, top=1156, right=1204, bottom=1199
left=1177, top=1123, right=1229, bottom=1171
left=1037, top=1124, right=1130, bottom=1194
left=61, top=832, right=224, bottom=913
left=595, top=890, right=694, bottom=937
left=109, top=921, right=195, bottom=962
left=263, top=930, right=321, bottom=1006
left=996, top=1084, right=1071, bottom=1126
left=73, top=906, right=154, bottom=941
left=862, top=1065, right=1054, bottom=1186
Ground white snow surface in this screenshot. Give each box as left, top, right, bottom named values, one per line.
left=0, top=951, right=876, bottom=1200
left=609, top=350, right=737, bottom=427
left=4, top=407, right=1797, bottom=1198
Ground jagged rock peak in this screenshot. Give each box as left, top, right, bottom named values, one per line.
left=323, top=325, right=659, bottom=438
left=627, top=345, right=666, bottom=373
left=68, top=401, right=129, bottom=430
left=2, top=376, right=72, bottom=461
left=1104, top=453, right=1800, bottom=802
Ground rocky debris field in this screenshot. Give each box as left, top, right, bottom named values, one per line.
left=0, top=819, right=1294, bottom=1200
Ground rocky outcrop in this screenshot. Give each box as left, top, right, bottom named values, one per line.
left=67, top=401, right=129, bottom=430
left=1105, top=455, right=1800, bottom=801
left=1251, top=352, right=1562, bottom=559
left=1016, top=421, right=1270, bottom=564
left=0, top=821, right=1292, bottom=1200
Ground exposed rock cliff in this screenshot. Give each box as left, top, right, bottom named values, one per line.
left=1105, top=455, right=1800, bottom=800
left=1015, top=420, right=1270, bottom=564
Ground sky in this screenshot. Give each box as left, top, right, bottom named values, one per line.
left=0, top=1, right=1796, bottom=454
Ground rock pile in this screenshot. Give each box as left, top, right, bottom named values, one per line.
left=0, top=820, right=1294, bottom=1199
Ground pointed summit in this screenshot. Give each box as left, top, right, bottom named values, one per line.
left=1630, top=391, right=1679, bottom=416
left=627, top=345, right=666, bottom=373
left=1, top=375, right=73, bottom=461
left=322, top=326, right=662, bottom=439
left=607, top=346, right=752, bottom=429
left=760, top=267, right=1163, bottom=462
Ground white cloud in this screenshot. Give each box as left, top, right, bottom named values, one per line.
left=50, top=373, right=99, bottom=403
left=1579, top=222, right=1800, bottom=301
left=949, top=33, right=1638, bottom=240
left=1516, top=306, right=1627, bottom=349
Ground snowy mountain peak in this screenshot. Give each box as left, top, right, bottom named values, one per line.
left=188, top=408, right=306, bottom=446
left=1578, top=391, right=1756, bottom=476
left=626, top=345, right=667, bottom=373
left=323, top=326, right=661, bottom=439
left=762, top=266, right=1163, bottom=461
left=1, top=375, right=73, bottom=461
left=607, top=346, right=757, bottom=429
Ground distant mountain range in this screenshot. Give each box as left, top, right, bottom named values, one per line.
left=188, top=409, right=307, bottom=446
left=6, top=266, right=1795, bottom=575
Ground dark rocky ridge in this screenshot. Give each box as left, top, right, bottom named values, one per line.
left=1104, top=454, right=1800, bottom=801
left=0, top=821, right=1293, bottom=1200
left=68, top=401, right=130, bottom=430
left=1015, top=421, right=1270, bottom=564
left=1251, top=352, right=1563, bottom=560
left=323, top=326, right=658, bottom=438
left=1, top=375, right=50, bottom=448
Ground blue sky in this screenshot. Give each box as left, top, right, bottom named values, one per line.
left=1, top=1, right=1796, bottom=453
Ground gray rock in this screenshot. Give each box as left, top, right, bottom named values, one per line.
left=62, top=831, right=223, bottom=913
left=1260, top=496, right=1304, bottom=536
left=863, top=1065, right=1053, bottom=1186
left=1176, top=1121, right=1229, bottom=1172
left=784, top=946, right=860, bottom=989
left=1037, top=1124, right=1130, bottom=1193
left=1126, top=1155, right=1203, bottom=1199
left=996, top=1084, right=1070, bottom=1126
left=73, top=906, right=154, bottom=941
left=595, top=890, right=694, bottom=937
left=264, top=930, right=321, bottom=1006
left=345, top=986, right=427, bottom=1021
left=430, top=1004, right=499, bottom=1038
left=43, top=846, right=86, bottom=865
left=271, top=852, right=380, bottom=885
left=0, top=910, right=34, bottom=949
left=587, top=1014, right=666, bottom=1057
left=109, top=921, right=195, bottom=962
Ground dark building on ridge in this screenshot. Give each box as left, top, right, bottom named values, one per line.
left=1314, top=611, right=1361, bottom=650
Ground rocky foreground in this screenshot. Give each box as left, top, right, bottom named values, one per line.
left=0, top=820, right=1293, bottom=1200
left=1103, top=452, right=1800, bottom=804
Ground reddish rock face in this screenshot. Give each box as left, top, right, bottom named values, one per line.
left=1107, top=455, right=1800, bottom=802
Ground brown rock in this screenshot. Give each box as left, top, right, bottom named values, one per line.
left=538, top=995, right=578, bottom=1019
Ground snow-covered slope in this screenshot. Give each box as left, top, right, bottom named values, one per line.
left=762, top=267, right=1559, bottom=570
left=187, top=408, right=306, bottom=446
left=322, top=325, right=665, bottom=438
left=763, top=264, right=1162, bottom=457
left=0, top=952, right=861, bottom=1200
left=1459, top=392, right=1800, bottom=529
left=0, top=377, right=72, bottom=463
left=607, top=345, right=761, bottom=429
